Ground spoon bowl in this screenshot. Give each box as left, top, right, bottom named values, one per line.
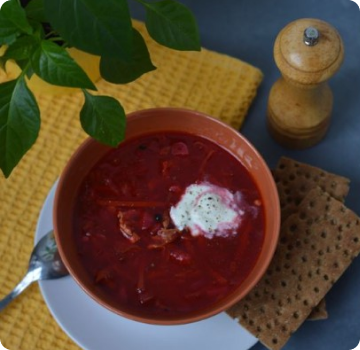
left=0, top=230, right=68, bottom=311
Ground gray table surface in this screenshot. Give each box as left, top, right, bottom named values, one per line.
left=130, top=1, right=360, bottom=349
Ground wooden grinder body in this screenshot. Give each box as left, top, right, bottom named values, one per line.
left=267, top=18, right=344, bottom=149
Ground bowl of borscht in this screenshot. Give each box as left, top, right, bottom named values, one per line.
left=53, top=107, right=280, bottom=325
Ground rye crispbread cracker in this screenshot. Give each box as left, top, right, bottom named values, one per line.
left=273, top=157, right=350, bottom=320
left=227, top=187, right=360, bottom=350
left=308, top=298, right=328, bottom=320
left=273, top=157, right=350, bottom=223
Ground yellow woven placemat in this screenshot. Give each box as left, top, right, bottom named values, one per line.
left=0, top=22, right=263, bottom=350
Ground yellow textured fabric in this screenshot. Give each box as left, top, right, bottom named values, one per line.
left=0, top=22, right=263, bottom=350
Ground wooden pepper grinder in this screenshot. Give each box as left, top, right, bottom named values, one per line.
left=267, top=18, right=344, bottom=148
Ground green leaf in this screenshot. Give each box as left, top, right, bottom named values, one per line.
left=25, top=0, right=47, bottom=23
left=0, top=0, right=33, bottom=37
left=2, top=35, right=38, bottom=63
left=0, top=78, right=41, bottom=178
left=100, top=29, right=156, bottom=84
left=31, top=40, right=97, bottom=90
left=44, top=0, right=133, bottom=61
left=80, top=90, right=126, bottom=147
left=140, top=0, right=200, bottom=51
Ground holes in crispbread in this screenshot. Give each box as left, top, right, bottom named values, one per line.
left=289, top=224, right=297, bottom=232
left=281, top=325, right=289, bottom=333
left=272, top=337, right=279, bottom=345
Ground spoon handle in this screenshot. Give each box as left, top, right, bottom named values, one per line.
left=0, top=268, right=41, bottom=311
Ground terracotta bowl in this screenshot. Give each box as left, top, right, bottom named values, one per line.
left=53, top=107, right=280, bottom=325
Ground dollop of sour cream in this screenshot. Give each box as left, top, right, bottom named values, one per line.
left=170, top=182, right=244, bottom=239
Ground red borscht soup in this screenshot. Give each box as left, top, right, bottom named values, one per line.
left=74, top=131, right=265, bottom=317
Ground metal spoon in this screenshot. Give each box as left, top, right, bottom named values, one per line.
left=0, top=230, right=68, bottom=311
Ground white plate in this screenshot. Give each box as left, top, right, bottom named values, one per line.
left=35, top=182, right=258, bottom=350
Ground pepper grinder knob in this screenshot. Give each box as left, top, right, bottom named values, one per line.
left=267, top=18, right=344, bottom=148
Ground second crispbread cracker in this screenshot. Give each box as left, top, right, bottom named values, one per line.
left=273, top=157, right=350, bottom=222
left=273, top=157, right=350, bottom=320
left=227, top=187, right=360, bottom=350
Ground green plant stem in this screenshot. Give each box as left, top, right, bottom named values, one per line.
left=19, top=61, right=31, bottom=79
left=45, top=30, right=57, bottom=38
left=47, top=36, right=63, bottom=42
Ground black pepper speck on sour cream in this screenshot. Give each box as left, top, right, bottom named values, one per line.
left=170, top=182, right=244, bottom=239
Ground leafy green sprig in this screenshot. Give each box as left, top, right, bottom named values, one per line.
left=0, top=0, right=200, bottom=177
